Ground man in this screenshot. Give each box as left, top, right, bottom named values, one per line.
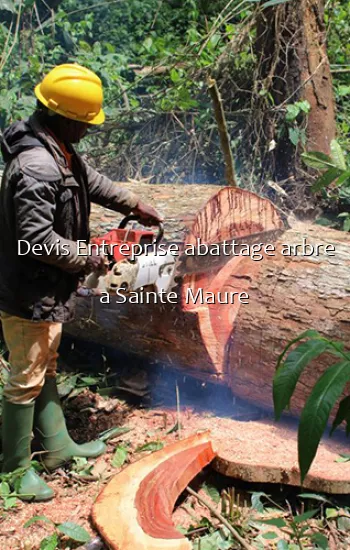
left=0, top=63, right=161, bottom=501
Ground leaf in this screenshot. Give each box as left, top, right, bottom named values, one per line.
left=202, top=483, right=220, bottom=504
left=298, top=360, right=350, bottom=481
left=78, top=376, right=102, bottom=386
left=258, top=517, right=287, bottom=528
left=335, top=453, right=350, bottom=463
left=143, top=37, right=153, bottom=52
left=330, top=140, right=347, bottom=170
left=57, top=522, right=91, bottom=543
left=293, top=509, right=318, bottom=523
left=193, top=530, right=233, bottom=550
left=136, top=441, right=164, bottom=452
left=343, top=217, right=350, bottom=232
left=0, top=0, right=16, bottom=13
left=262, top=0, right=290, bottom=8
left=301, top=151, right=336, bottom=170
left=261, top=531, right=278, bottom=539
left=251, top=491, right=268, bottom=513
left=311, top=532, right=329, bottom=549
left=3, top=495, right=17, bottom=509
left=331, top=396, right=350, bottom=436
left=40, top=533, right=59, bottom=550
left=297, top=493, right=332, bottom=504
left=277, top=542, right=289, bottom=550
left=298, top=100, right=311, bottom=113
left=0, top=481, right=10, bottom=496
left=24, top=515, right=54, bottom=528
left=99, top=426, right=131, bottom=442
left=273, top=336, right=329, bottom=419
left=285, top=104, right=300, bottom=122
left=325, top=508, right=339, bottom=518
left=288, top=127, right=300, bottom=146
left=57, top=374, right=78, bottom=398
left=312, top=167, right=344, bottom=192
left=111, top=445, right=128, bottom=468
left=337, top=85, right=350, bottom=97
left=170, top=69, right=181, bottom=83
left=337, top=516, right=350, bottom=531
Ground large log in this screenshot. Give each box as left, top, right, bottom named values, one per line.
left=65, top=185, right=350, bottom=417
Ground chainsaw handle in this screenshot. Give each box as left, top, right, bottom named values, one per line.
left=118, top=215, right=164, bottom=245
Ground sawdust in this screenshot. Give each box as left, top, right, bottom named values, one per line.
left=3, top=401, right=349, bottom=549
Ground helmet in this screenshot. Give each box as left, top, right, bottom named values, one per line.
left=35, top=63, right=105, bottom=125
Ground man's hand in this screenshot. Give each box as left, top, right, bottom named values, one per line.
left=85, top=248, right=107, bottom=274
left=132, top=200, right=163, bottom=227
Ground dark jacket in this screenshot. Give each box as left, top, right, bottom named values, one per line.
left=0, top=113, right=139, bottom=322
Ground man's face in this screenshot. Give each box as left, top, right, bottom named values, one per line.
left=63, top=119, right=90, bottom=143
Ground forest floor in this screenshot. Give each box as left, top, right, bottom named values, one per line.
left=1, top=371, right=350, bottom=550
left=1, top=182, right=350, bottom=549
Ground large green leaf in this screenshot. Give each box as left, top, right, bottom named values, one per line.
left=273, top=336, right=329, bottom=419
left=276, top=330, right=320, bottom=369
left=301, top=151, right=336, bottom=170
left=298, top=360, right=350, bottom=481
left=330, top=140, right=347, bottom=170
left=330, top=395, right=350, bottom=436
left=312, top=167, right=344, bottom=192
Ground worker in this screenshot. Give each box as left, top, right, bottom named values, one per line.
left=0, top=63, right=162, bottom=501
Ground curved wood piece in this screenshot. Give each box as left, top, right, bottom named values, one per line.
left=92, top=432, right=216, bottom=550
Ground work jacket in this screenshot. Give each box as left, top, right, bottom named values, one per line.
left=0, top=112, right=139, bottom=322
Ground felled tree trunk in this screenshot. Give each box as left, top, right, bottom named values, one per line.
left=65, top=187, right=350, bottom=417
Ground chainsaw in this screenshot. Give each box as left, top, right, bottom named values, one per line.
left=83, top=215, right=177, bottom=295
left=81, top=212, right=284, bottom=297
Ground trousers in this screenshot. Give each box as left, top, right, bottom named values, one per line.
left=0, top=311, right=62, bottom=404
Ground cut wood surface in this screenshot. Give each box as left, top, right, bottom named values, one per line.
left=66, top=183, right=350, bottom=417
left=123, top=411, right=350, bottom=495
left=177, top=416, right=350, bottom=494
left=92, top=432, right=216, bottom=550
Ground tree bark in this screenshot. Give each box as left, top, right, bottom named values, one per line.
left=65, top=187, right=350, bottom=418
left=255, top=0, right=336, bottom=181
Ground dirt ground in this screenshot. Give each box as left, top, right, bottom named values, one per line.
left=2, top=385, right=350, bottom=550
left=0, top=394, right=230, bottom=550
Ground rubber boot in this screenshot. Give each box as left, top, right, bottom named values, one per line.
left=2, top=399, right=54, bottom=501
left=34, top=378, right=106, bottom=470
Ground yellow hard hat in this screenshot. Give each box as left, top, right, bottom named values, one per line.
left=35, top=63, right=105, bottom=125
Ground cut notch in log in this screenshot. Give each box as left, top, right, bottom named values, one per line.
left=92, top=432, right=216, bottom=550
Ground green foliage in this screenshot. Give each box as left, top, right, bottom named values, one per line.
left=302, top=140, right=350, bottom=231
left=24, top=514, right=91, bottom=547
left=111, top=444, right=129, bottom=468
left=0, top=0, right=349, bottom=183
left=136, top=440, right=164, bottom=452
left=273, top=331, right=350, bottom=481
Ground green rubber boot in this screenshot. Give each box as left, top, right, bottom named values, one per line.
left=34, top=378, right=106, bottom=470
left=2, top=399, right=54, bottom=502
